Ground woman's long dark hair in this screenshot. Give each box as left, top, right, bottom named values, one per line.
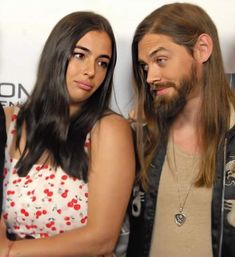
left=15, top=11, right=117, bottom=181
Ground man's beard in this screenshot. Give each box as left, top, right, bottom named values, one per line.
left=151, top=64, right=198, bottom=124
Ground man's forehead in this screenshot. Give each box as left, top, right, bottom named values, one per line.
left=139, top=33, right=174, bottom=46
left=138, top=34, right=173, bottom=60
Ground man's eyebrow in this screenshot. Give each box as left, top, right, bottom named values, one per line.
left=149, top=47, right=169, bottom=58
left=138, top=47, right=169, bottom=63
left=74, top=45, right=111, bottom=60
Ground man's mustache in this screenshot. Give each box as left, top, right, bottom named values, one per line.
left=150, top=81, right=177, bottom=91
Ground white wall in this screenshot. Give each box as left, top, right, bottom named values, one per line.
left=0, top=0, right=235, bottom=116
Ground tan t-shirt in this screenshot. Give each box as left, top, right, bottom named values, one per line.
left=149, top=140, right=213, bottom=257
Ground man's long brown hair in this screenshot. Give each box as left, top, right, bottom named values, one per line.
left=132, top=3, right=235, bottom=190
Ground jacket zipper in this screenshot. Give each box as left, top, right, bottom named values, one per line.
left=218, top=138, right=227, bottom=257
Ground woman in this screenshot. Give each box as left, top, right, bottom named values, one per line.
left=0, top=11, right=135, bottom=257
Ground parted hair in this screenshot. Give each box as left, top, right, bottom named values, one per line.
left=15, top=11, right=117, bottom=181
left=132, top=2, right=235, bottom=189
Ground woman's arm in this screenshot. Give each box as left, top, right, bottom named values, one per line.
left=0, top=114, right=135, bottom=257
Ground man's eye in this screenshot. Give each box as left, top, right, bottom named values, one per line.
left=139, top=63, right=148, bottom=71
left=156, top=57, right=167, bottom=65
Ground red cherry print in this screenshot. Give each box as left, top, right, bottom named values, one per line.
left=11, top=129, right=16, bottom=134
left=61, top=175, right=68, bottom=180
left=36, top=210, right=42, bottom=218
left=67, top=202, right=74, bottom=207
left=81, top=216, right=88, bottom=224
left=40, top=233, right=49, bottom=238
left=21, top=209, right=26, bottom=214
left=46, top=223, right=51, bottom=228
left=7, top=190, right=15, bottom=195
left=11, top=114, right=17, bottom=121
left=46, top=221, right=55, bottom=228
left=47, top=191, right=53, bottom=197
left=72, top=198, right=78, bottom=203
left=74, top=204, right=81, bottom=211
left=3, top=168, right=8, bottom=177
left=85, top=141, right=91, bottom=148
left=61, top=191, right=68, bottom=198
left=25, top=179, right=33, bottom=185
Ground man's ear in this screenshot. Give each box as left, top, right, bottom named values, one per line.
left=193, top=33, right=213, bottom=63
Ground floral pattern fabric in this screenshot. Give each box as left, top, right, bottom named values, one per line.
left=2, top=109, right=90, bottom=239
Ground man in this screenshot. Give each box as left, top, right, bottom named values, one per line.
left=127, top=3, right=235, bottom=257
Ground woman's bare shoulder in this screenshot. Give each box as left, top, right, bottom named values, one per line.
left=3, top=106, right=16, bottom=131
left=94, top=113, right=131, bottom=135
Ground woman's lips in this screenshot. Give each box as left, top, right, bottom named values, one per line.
left=74, top=80, right=93, bottom=91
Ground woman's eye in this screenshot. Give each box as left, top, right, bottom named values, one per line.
left=73, top=52, right=85, bottom=59
left=97, top=60, right=109, bottom=69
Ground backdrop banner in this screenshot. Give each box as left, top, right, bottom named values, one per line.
left=1, top=0, right=235, bottom=115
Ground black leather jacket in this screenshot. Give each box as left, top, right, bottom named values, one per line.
left=127, top=125, right=235, bottom=257
left=0, top=104, right=6, bottom=216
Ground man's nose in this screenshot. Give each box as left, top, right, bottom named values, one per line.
left=146, top=65, right=161, bottom=85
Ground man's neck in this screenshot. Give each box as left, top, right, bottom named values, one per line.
left=170, top=94, right=202, bottom=154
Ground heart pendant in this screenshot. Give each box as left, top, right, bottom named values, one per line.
left=174, top=212, right=186, bottom=226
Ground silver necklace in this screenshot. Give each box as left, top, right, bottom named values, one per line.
left=171, top=140, right=196, bottom=227
left=174, top=181, right=193, bottom=226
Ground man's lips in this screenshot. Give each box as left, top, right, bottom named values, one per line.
left=150, top=82, right=176, bottom=95
left=156, top=87, right=170, bottom=95
left=151, top=85, right=171, bottom=95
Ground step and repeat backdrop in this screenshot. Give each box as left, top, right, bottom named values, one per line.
left=0, top=0, right=235, bottom=116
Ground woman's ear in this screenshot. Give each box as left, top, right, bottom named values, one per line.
left=193, top=33, right=213, bottom=63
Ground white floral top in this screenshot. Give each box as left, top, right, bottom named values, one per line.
left=2, top=108, right=89, bottom=239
